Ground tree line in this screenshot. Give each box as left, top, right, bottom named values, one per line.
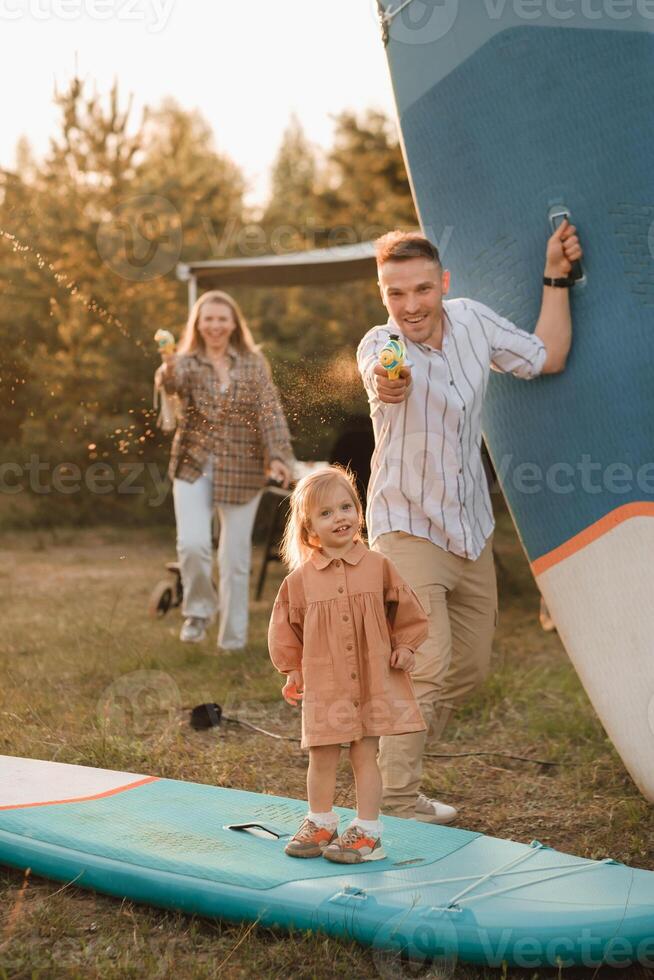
left=0, top=78, right=416, bottom=527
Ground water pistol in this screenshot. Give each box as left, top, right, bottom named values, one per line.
left=378, top=333, right=406, bottom=380
left=154, top=329, right=176, bottom=357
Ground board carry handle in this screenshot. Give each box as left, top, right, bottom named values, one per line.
left=548, top=205, right=585, bottom=285
left=225, top=822, right=287, bottom=840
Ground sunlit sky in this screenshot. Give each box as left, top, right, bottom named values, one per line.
left=1, top=0, right=396, bottom=205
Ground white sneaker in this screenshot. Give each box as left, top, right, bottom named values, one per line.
left=179, top=616, right=209, bottom=643
left=414, top=793, right=458, bottom=825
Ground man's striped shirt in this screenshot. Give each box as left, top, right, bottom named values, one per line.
left=357, top=298, right=546, bottom=559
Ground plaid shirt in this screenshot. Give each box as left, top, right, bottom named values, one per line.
left=161, top=348, right=293, bottom=505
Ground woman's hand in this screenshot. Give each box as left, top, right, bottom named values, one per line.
left=156, top=353, right=176, bottom=384
left=268, top=459, right=292, bottom=489
left=390, top=646, right=416, bottom=672
left=282, top=670, right=304, bottom=706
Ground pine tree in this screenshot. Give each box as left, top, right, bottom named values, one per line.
left=0, top=77, right=247, bottom=525
left=263, top=116, right=321, bottom=252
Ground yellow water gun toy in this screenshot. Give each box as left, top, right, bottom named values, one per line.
left=153, top=330, right=178, bottom=433
left=154, top=329, right=176, bottom=357
left=379, top=333, right=406, bottom=380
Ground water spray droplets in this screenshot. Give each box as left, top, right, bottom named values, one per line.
left=0, top=228, right=147, bottom=354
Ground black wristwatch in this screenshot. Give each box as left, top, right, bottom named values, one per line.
left=543, top=275, right=573, bottom=288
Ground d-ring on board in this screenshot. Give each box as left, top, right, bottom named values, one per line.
left=377, top=0, right=420, bottom=43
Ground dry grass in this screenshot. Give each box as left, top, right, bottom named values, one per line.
left=1, top=510, right=653, bottom=979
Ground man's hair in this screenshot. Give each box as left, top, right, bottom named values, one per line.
left=375, top=230, right=441, bottom=267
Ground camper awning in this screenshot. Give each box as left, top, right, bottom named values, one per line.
left=177, top=241, right=377, bottom=289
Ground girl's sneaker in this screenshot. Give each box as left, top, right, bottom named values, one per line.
left=284, top=817, right=338, bottom=858
left=322, top=824, right=386, bottom=864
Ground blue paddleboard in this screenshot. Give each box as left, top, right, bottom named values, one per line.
left=1, top=757, right=653, bottom=968
left=377, top=3, right=654, bottom=800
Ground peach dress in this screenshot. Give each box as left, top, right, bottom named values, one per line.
left=268, top=541, right=428, bottom=748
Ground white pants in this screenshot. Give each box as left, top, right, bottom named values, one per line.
left=172, top=464, right=261, bottom=649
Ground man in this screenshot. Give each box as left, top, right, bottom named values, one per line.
left=357, top=222, right=582, bottom=823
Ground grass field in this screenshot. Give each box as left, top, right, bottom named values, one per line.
left=1, top=509, right=653, bottom=979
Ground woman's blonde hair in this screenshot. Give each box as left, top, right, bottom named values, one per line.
left=280, top=465, right=364, bottom=570
left=177, top=290, right=259, bottom=356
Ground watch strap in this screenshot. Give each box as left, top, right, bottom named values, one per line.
left=543, top=275, right=573, bottom=288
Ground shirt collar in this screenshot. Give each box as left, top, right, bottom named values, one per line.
left=309, top=539, right=367, bottom=570
left=388, top=311, right=451, bottom=355
left=195, top=344, right=238, bottom=365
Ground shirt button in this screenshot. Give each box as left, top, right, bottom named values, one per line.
left=342, top=614, right=349, bottom=622
left=353, top=700, right=359, bottom=707
left=449, top=380, right=454, bottom=386
left=337, top=586, right=344, bottom=594
left=351, top=672, right=357, bottom=680
left=346, top=644, right=353, bottom=651
left=334, top=560, right=341, bottom=568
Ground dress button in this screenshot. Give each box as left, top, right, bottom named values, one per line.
left=353, top=700, right=359, bottom=707
left=337, top=586, right=344, bottom=594
left=342, top=614, right=349, bottom=622
left=351, top=672, right=357, bottom=680
left=346, top=644, right=353, bottom=651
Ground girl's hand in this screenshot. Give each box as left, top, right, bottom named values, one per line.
left=282, top=670, right=304, bottom=706
left=390, top=646, right=415, bottom=672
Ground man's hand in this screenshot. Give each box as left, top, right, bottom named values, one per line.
left=390, top=646, right=416, bottom=672
left=268, top=459, right=292, bottom=489
left=373, top=362, right=412, bottom=404
left=282, top=670, right=304, bottom=706
left=545, top=219, right=583, bottom=279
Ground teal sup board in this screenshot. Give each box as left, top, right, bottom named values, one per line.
left=377, top=3, right=654, bottom=800
left=1, top=756, right=654, bottom=968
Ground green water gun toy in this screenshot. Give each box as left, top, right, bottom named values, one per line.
left=154, top=329, right=176, bottom=357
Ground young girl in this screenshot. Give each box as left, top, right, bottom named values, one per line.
left=268, top=466, right=428, bottom=864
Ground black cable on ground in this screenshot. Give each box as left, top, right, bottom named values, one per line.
left=221, top=714, right=560, bottom=766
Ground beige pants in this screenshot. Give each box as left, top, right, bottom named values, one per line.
left=373, top=532, right=497, bottom=818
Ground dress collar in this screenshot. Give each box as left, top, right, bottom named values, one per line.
left=309, top=539, right=367, bottom=570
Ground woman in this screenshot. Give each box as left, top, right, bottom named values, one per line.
left=159, top=290, right=294, bottom=650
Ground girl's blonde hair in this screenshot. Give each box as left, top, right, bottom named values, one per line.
left=281, top=465, right=364, bottom=570
left=177, top=290, right=259, bottom=356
